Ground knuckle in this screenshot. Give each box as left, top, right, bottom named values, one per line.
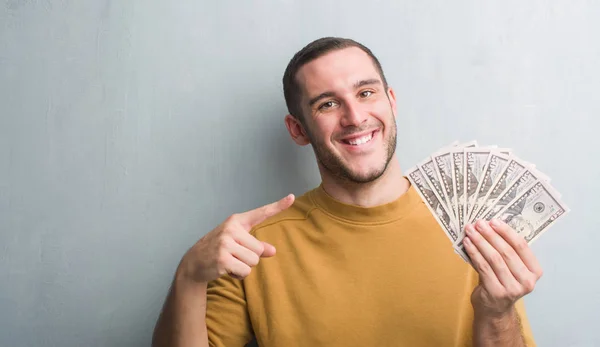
left=255, top=242, right=265, bottom=255
left=217, top=236, right=230, bottom=249
left=239, top=266, right=252, bottom=278
left=225, top=214, right=244, bottom=228
left=263, top=204, right=274, bottom=214
left=523, top=276, right=537, bottom=293
left=478, top=260, right=493, bottom=276
left=515, top=238, right=529, bottom=252
left=221, top=223, right=238, bottom=236
left=498, top=246, right=514, bottom=262
left=224, top=214, right=237, bottom=225
left=508, top=286, right=523, bottom=299
left=217, top=250, right=230, bottom=266
left=248, top=254, right=260, bottom=267
left=217, top=267, right=228, bottom=277
left=489, top=251, right=504, bottom=266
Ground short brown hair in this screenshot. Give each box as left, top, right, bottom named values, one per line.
left=282, top=37, right=389, bottom=123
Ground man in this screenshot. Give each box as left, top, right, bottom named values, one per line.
left=152, top=37, right=541, bottom=346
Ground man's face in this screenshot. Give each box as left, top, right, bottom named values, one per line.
left=295, top=47, right=398, bottom=183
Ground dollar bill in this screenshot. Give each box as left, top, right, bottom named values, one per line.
left=470, top=157, right=527, bottom=222
left=407, top=167, right=460, bottom=245
left=418, top=158, right=458, bottom=230
left=432, top=151, right=458, bottom=228
left=464, top=148, right=509, bottom=225
left=431, top=141, right=477, bottom=230
left=418, top=158, right=450, bottom=211
left=452, top=150, right=468, bottom=234
left=467, top=152, right=510, bottom=224
left=495, top=181, right=570, bottom=244
left=480, top=168, right=547, bottom=221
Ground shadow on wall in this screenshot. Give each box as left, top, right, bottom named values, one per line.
left=268, top=114, right=319, bottom=194
left=243, top=107, right=320, bottom=201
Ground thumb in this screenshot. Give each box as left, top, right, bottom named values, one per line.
left=260, top=241, right=276, bottom=258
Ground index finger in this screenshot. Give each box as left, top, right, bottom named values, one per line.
left=240, top=194, right=295, bottom=228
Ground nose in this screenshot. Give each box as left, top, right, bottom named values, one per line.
left=340, top=99, right=367, bottom=127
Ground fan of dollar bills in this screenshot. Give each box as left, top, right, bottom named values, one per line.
left=406, top=140, right=570, bottom=262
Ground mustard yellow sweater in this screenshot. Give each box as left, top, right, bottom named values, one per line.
left=206, top=184, right=536, bottom=346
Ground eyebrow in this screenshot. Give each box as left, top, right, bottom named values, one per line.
left=308, top=78, right=382, bottom=107
left=354, top=78, right=381, bottom=89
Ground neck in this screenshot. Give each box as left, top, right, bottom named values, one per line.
left=319, top=156, right=410, bottom=208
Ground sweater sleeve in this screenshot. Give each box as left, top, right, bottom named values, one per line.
left=206, top=274, right=254, bottom=347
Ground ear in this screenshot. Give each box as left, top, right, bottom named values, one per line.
left=284, top=114, right=310, bottom=146
left=387, top=87, right=398, bottom=118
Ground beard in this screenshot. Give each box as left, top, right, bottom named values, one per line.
left=306, top=110, right=397, bottom=184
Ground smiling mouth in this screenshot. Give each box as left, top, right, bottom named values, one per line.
left=341, top=130, right=376, bottom=146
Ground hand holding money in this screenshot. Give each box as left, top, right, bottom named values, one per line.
left=407, top=140, right=570, bottom=262
left=463, top=219, right=543, bottom=317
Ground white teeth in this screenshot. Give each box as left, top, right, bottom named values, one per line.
left=347, top=133, right=373, bottom=145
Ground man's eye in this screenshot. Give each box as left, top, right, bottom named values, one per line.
left=319, top=101, right=336, bottom=110
left=360, top=90, right=373, bottom=98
